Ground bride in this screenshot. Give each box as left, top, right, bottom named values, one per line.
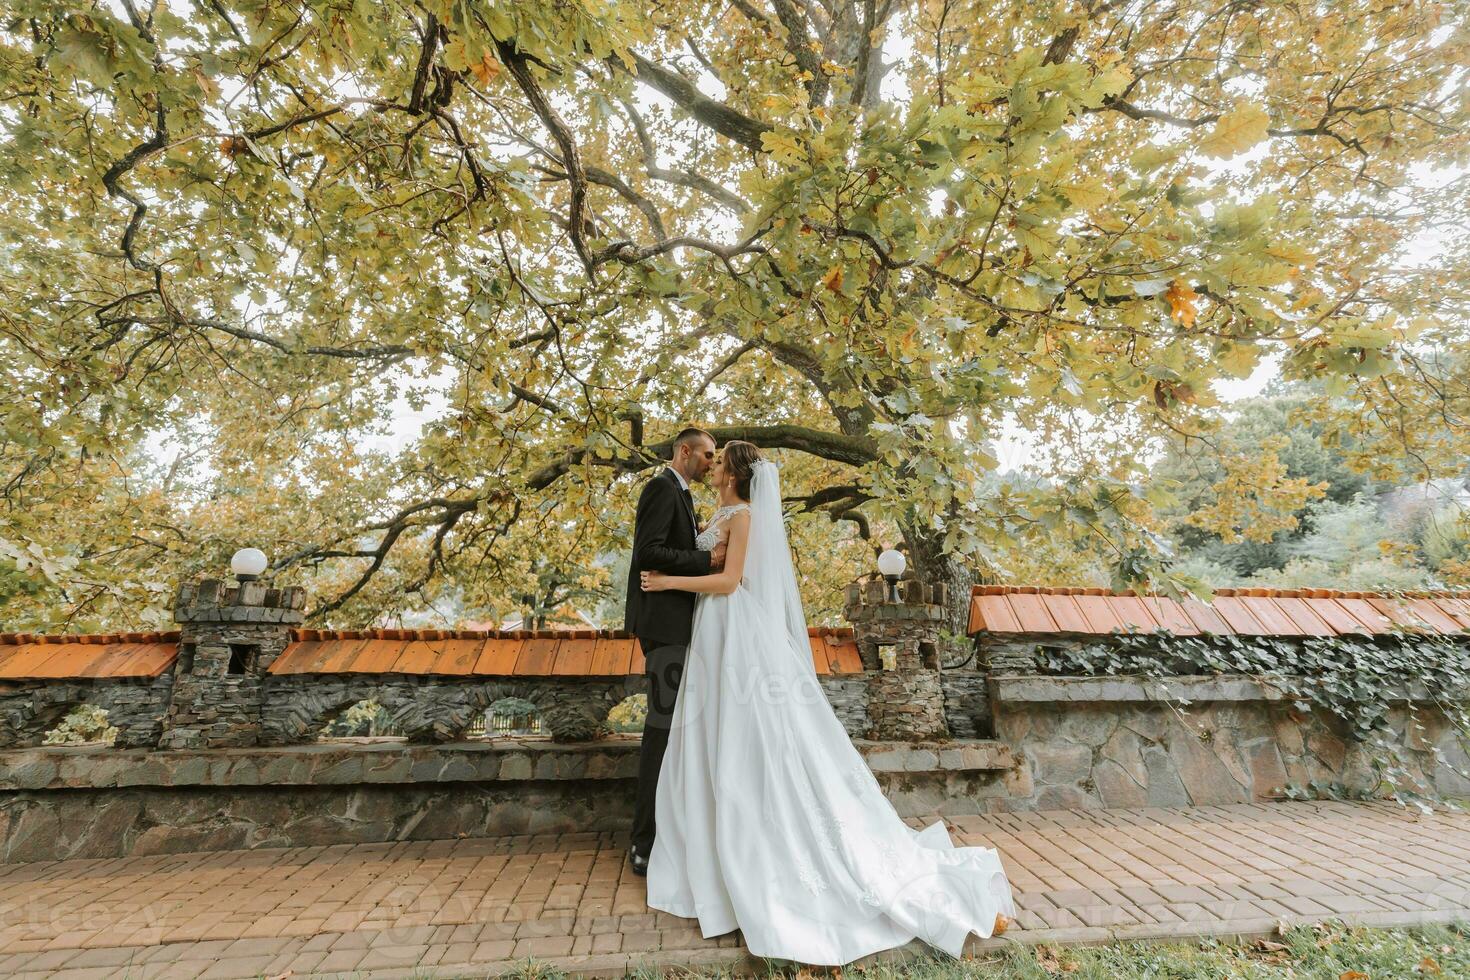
left=638, top=440, right=1015, bottom=966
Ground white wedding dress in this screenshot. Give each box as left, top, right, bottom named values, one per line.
left=645, top=460, right=1015, bottom=966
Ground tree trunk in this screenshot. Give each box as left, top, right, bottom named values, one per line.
left=900, top=520, right=977, bottom=668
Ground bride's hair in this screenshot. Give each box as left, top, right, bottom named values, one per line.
left=720, top=440, right=763, bottom=501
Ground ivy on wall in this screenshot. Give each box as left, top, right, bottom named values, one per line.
left=1029, top=630, right=1470, bottom=807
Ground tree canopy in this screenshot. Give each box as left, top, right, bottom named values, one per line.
left=2, top=0, right=1468, bottom=631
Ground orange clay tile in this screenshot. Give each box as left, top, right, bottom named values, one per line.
left=1301, top=598, right=1370, bottom=635
left=427, top=638, right=485, bottom=675
left=1178, top=598, right=1232, bottom=634
left=590, top=637, right=637, bottom=675
left=1007, top=592, right=1059, bottom=633
left=1144, top=597, right=1200, bottom=635
left=474, top=638, right=525, bottom=675
left=1366, top=595, right=1430, bottom=632
left=551, top=637, right=598, bottom=675
left=970, top=594, right=1023, bottom=633
left=350, top=639, right=410, bottom=674
left=1433, top=596, right=1470, bottom=630
left=964, top=585, right=1470, bottom=641
left=316, top=638, right=376, bottom=673
left=266, top=640, right=319, bottom=674
left=513, top=637, right=560, bottom=675
left=1333, top=597, right=1394, bottom=632
left=828, top=637, right=865, bottom=673
left=0, top=643, right=81, bottom=679
left=1209, top=595, right=1272, bottom=635
left=389, top=638, right=441, bottom=674
left=1405, top=598, right=1464, bottom=634
left=1237, top=596, right=1307, bottom=635
left=809, top=635, right=831, bottom=675
left=1275, top=598, right=1337, bottom=636
left=1110, top=596, right=1160, bottom=632
left=1039, top=593, right=1092, bottom=634
left=1071, top=594, right=1126, bottom=633
left=828, top=637, right=857, bottom=672
left=12, top=585, right=1470, bottom=682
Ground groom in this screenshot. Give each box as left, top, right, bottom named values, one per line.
left=623, top=427, right=726, bottom=876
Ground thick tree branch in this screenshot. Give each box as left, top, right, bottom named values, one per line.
left=622, top=52, right=773, bottom=151
left=497, top=38, right=596, bottom=276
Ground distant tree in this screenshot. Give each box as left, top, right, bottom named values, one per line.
left=1153, top=385, right=1387, bottom=576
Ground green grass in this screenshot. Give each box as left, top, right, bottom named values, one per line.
left=406, top=921, right=1469, bottom=979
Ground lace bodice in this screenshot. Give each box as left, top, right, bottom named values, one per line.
left=695, top=502, right=749, bottom=551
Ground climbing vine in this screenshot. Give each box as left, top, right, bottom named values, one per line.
left=1031, top=630, right=1470, bottom=808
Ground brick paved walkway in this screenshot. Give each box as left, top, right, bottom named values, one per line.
left=0, top=801, right=1467, bottom=978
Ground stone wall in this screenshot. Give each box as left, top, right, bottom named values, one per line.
left=161, top=578, right=304, bottom=748
left=939, top=672, right=990, bottom=739
left=991, top=674, right=1470, bottom=810
left=0, top=737, right=1014, bottom=862
left=0, top=676, right=175, bottom=749
left=844, top=577, right=951, bottom=739
left=0, top=666, right=889, bottom=750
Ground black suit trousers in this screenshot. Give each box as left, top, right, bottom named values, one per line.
left=632, top=636, right=685, bottom=854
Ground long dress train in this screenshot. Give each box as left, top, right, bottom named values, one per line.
left=644, top=507, right=1015, bottom=965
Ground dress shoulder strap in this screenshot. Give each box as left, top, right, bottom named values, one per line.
left=712, top=502, right=750, bottom=522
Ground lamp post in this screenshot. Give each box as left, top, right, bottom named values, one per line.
left=876, top=548, right=906, bottom=602
left=230, top=547, right=268, bottom=583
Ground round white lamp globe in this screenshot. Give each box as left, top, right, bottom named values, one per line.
left=230, top=547, right=269, bottom=581
left=877, top=548, right=906, bottom=602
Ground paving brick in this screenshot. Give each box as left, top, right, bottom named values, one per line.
left=354, top=944, right=426, bottom=969
left=0, top=801, right=1466, bottom=975
left=199, top=955, right=276, bottom=979
left=512, top=934, right=575, bottom=958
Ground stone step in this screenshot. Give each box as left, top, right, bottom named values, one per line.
left=853, top=738, right=1013, bottom=773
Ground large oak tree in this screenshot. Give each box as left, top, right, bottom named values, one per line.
left=2, top=0, right=1467, bottom=631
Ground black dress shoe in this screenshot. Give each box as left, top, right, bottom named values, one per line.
left=629, top=845, right=649, bottom=876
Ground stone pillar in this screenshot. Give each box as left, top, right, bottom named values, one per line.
left=159, top=576, right=306, bottom=749
left=844, top=576, right=950, bottom=741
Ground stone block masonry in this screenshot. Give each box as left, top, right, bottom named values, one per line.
left=159, top=577, right=305, bottom=749
left=0, top=675, right=175, bottom=749
left=845, top=576, right=951, bottom=741
left=0, top=737, right=1014, bottom=861
left=989, top=674, right=1470, bottom=809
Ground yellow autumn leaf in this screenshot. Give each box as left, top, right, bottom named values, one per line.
left=822, top=265, right=843, bottom=292
left=760, top=129, right=805, bottom=166
left=1059, top=178, right=1109, bottom=210
left=1199, top=104, right=1270, bottom=158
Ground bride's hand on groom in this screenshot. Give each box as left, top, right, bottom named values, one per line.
left=640, top=570, right=670, bottom=592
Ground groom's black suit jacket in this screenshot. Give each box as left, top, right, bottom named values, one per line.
left=623, top=467, right=712, bottom=648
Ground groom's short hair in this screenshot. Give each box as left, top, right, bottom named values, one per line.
left=672, top=427, right=715, bottom=454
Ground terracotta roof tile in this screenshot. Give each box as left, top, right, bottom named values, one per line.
left=966, top=585, right=1470, bottom=639
left=0, top=633, right=179, bottom=680
left=1145, top=597, right=1199, bottom=635
left=551, top=637, right=598, bottom=675
left=1073, top=594, right=1127, bottom=633
left=590, top=637, right=638, bottom=675
left=0, top=624, right=860, bottom=680
left=1110, top=595, right=1161, bottom=632
left=428, top=638, right=485, bottom=675
left=473, top=638, right=525, bottom=674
